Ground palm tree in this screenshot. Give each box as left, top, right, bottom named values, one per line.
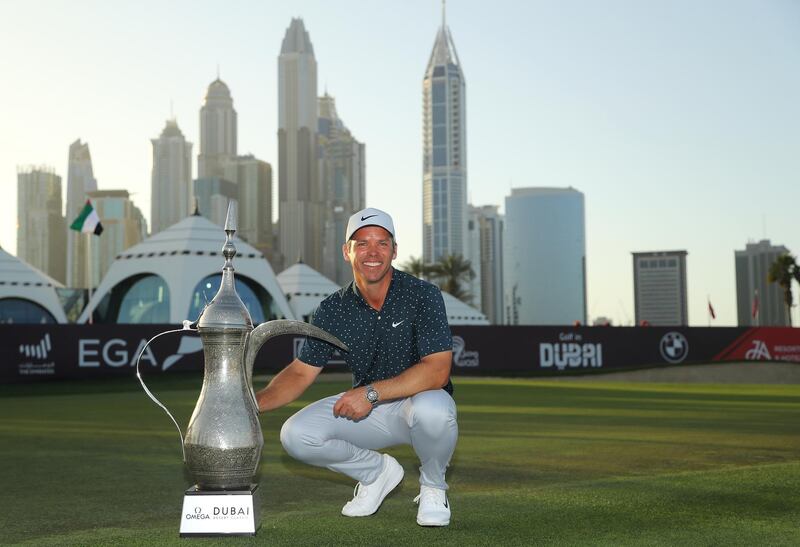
left=768, top=253, right=800, bottom=326
left=430, top=253, right=475, bottom=303
left=399, top=256, right=433, bottom=281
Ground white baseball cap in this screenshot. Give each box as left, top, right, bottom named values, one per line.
left=345, top=208, right=395, bottom=241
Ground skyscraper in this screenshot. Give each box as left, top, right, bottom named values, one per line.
left=193, top=177, right=238, bottom=228
left=465, top=206, right=482, bottom=308
left=278, top=18, right=323, bottom=271
left=476, top=205, right=504, bottom=324
left=632, top=251, right=689, bottom=326
left=223, top=155, right=273, bottom=260
left=86, top=190, right=147, bottom=280
left=422, top=6, right=467, bottom=264
left=150, top=119, right=193, bottom=234
left=198, top=78, right=237, bottom=179
left=16, top=167, right=66, bottom=283
left=65, top=139, right=98, bottom=288
left=735, top=239, right=789, bottom=326
left=318, top=92, right=365, bottom=285
left=504, top=187, right=586, bottom=325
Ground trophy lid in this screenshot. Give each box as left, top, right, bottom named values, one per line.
left=197, top=201, right=253, bottom=330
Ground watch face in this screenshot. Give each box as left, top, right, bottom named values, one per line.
left=367, top=388, right=379, bottom=403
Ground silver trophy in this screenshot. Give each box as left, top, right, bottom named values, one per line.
left=170, top=202, right=346, bottom=535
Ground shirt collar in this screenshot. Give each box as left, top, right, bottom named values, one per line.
left=348, top=268, right=399, bottom=311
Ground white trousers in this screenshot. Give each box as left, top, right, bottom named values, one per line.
left=280, top=389, right=458, bottom=490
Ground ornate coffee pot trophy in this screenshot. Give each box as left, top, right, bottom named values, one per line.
left=145, top=202, right=347, bottom=537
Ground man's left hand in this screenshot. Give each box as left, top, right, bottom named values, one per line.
left=333, top=388, right=373, bottom=420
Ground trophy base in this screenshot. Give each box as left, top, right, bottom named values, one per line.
left=179, top=483, right=260, bottom=537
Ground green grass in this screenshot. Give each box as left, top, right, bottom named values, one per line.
left=1, top=375, right=799, bottom=546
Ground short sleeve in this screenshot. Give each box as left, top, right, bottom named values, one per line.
left=298, top=302, right=335, bottom=367
left=415, top=285, right=453, bottom=358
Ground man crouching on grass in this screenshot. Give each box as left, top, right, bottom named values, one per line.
left=255, top=207, right=458, bottom=526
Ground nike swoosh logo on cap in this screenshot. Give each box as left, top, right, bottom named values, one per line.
left=361, top=214, right=378, bottom=221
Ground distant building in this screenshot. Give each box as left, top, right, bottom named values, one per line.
left=16, top=167, right=66, bottom=284
left=278, top=18, right=323, bottom=271
left=465, top=204, right=505, bottom=323
left=65, top=139, right=98, bottom=288
left=317, top=93, right=365, bottom=285
left=194, top=177, right=238, bottom=228
left=465, top=206, right=482, bottom=309
left=86, top=190, right=147, bottom=281
left=223, top=155, right=273, bottom=262
left=504, top=187, right=586, bottom=325
left=476, top=205, right=504, bottom=324
left=150, top=119, right=193, bottom=234
left=632, top=251, right=688, bottom=326
left=422, top=5, right=467, bottom=263
left=198, top=78, right=237, bottom=179
left=735, top=239, right=789, bottom=326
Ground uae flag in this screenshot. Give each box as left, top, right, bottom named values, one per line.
left=70, top=200, right=104, bottom=235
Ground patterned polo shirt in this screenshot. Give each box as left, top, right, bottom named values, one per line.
left=299, top=268, right=454, bottom=395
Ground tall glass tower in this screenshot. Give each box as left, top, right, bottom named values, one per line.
left=278, top=18, right=322, bottom=272
left=422, top=5, right=466, bottom=263
left=318, top=93, right=365, bottom=285
left=504, top=187, right=586, bottom=326
left=65, top=139, right=98, bottom=288
left=151, top=119, right=192, bottom=234
left=17, top=167, right=66, bottom=283
left=198, top=78, right=237, bottom=179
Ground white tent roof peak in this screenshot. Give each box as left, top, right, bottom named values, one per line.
left=441, top=291, right=489, bottom=325
left=120, top=214, right=264, bottom=258
left=277, top=262, right=340, bottom=297
left=0, top=247, right=67, bottom=323
left=0, top=247, right=64, bottom=288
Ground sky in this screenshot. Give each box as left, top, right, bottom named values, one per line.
left=1, top=0, right=799, bottom=326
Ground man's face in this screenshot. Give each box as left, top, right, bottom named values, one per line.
left=342, top=226, right=397, bottom=286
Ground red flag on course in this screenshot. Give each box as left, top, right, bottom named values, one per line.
left=708, top=300, right=716, bottom=319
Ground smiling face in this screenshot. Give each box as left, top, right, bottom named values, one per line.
left=343, top=225, right=397, bottom=288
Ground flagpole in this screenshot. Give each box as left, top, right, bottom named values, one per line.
left=754, top=289, right=759, bottom=327
left=70, top=199, right=102, bottom=323
left=707, top=295, right=710, bottom=327
left=86, top=231, right=93, bottom=324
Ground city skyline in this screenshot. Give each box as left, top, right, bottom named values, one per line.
left=2, top=1, right=799, bottom=326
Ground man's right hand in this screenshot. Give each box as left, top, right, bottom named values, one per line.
left=332, top=387, right=373, bottom=420
left=255, top=359, right=322, bottom=412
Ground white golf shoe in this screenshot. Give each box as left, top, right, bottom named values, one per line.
left=341, top=454, right=404, bottom=517
left=414, top=485, right=451, bottom=526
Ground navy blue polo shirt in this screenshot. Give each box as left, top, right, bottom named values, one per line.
left=299, top=268, right=454, bottom=395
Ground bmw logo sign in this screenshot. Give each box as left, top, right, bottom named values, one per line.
left=659, top=332, right=689, bottom=364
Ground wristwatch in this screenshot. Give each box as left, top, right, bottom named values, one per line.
left=365, top=384, right=379, bottom=406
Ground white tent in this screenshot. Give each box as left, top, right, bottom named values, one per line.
left=78, top=214, right=294, bottom=323
left=277, top=261, right=340, bottom=321
left=441, top=291, right=489, bottom=325
left=0, top=247, right=67, bottom=323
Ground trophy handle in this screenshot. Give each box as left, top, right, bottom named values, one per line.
left=244, top=320, right=349, bottom=406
